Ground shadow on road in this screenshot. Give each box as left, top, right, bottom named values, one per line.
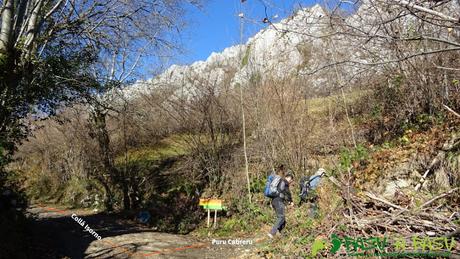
left=28, top=207, right=159, bottom=259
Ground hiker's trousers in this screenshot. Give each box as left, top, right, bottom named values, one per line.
left=270, top=197, right=285, bottom=235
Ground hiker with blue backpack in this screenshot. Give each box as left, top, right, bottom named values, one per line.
left=264, top=164, right=294, bottom=238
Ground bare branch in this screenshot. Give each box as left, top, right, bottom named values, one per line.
left=391, top=0, right=459, bottom=23
left=420, top=188, right=460, bottom=209
left=44, top=0, right=66, bottom=20
left=303, top=47, right=460, bottom=75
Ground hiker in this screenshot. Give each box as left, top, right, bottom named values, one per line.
left=298, top=168, right=326, bottom=215
left=264, top=164, right=293, bottom=238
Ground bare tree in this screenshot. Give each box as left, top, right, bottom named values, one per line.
left=0, top=0, right=196, bottom=171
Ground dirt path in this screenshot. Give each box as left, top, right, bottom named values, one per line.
left=26, top=204, right=262, bottom=259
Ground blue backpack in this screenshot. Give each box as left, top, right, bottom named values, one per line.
left=264, top=173, right=281, bottom=198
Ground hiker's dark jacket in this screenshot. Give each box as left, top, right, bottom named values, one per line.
left=277, top=179, right=292, bottom=203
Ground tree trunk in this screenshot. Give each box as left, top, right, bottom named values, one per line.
left=99, top=176, right=114, bottom=211
left=91, top=107, right=131, bottom=211
left=0, top=0, right=14, bottom=53
left=121, top=173, right=131, bottom=210
left=0, top=51, right=21, bottom=151
left=129, top=178, right=139, bottom=209
left=24, top=0, right=43, bottom=55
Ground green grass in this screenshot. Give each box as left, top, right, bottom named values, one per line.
left=115, top=135, right=189, bottom=166
left=305, top=90, right=368, bottom=115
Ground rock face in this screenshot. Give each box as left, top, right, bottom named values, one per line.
left=120, top=1, right=460, bottom=100
left=376, top=133, right=460, bottom=199
left=125, top=4, right=331, bottom=97
left=382, top=179, right=411, bottom=199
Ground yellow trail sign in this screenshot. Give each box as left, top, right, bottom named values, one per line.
left=199, top=198, right=225, bottom=228
left=199, top=198, right=224, bottom=210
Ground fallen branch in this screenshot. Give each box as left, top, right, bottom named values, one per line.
left=364, top=192, right=408, bottom=211
left=312, top=171, right=459, bottom=255
left=443, top=104, right=460, bottom=119
left=414, top=169, right=431, bottom=192
left=326, top=176, right=343, bottom=188
left=415, top=151, right=445, bottom=191
left=445, top=228, right=460, bottom=238
left=420, top=188, right=460, bottom=209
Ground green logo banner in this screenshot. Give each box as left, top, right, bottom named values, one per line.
left=311, top=234, right=456, bottom=257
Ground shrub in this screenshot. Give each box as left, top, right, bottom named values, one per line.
left=339, top=144, right=369, bottom=172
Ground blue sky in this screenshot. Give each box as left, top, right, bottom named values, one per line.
left=176, top=0, right=322, bottom=65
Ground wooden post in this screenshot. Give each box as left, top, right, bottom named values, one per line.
left=213, top=209, right=218, bottom=228
left=207, top=209, right=210, bottom=228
